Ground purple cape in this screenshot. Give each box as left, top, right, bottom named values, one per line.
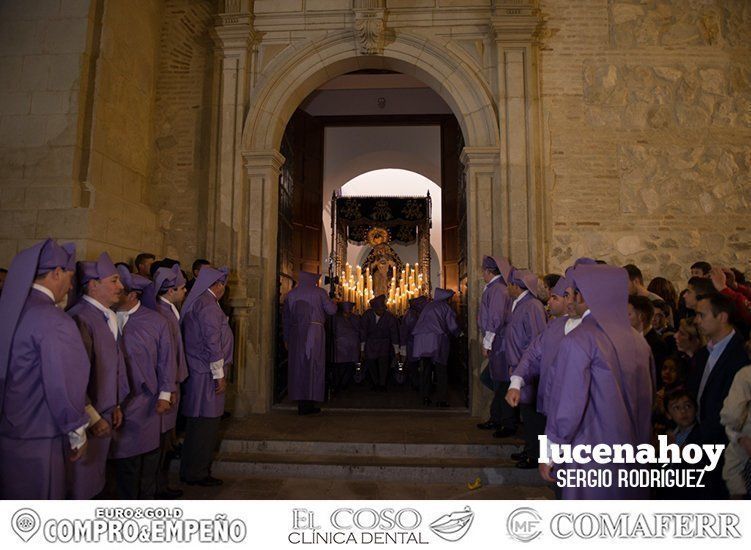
left=282, top=272, right=337, bottom=401
left=411, top=288, right=461, bottom=365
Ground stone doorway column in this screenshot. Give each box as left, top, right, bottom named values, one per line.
left=461, top=147, right=502, bottom=417
left=492, top=2, right=544, bottom=272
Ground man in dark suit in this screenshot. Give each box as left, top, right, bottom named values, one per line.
left=687, top=292, right=749, bottom=498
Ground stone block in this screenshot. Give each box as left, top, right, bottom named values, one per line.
left=31, top=91, right=68, bottom=114
left=48, top=54, right=83, bottom=90
left=0, top=114, right=47, bottom=147
left=24, top=145, right=75, bottom=178
left=254, top=0, right=303, bottom=14
left=0, top=210, right=38, bottom=239
left=45, top=113, right=77, bottom=146
left=0, top=92, right=32, bottom=115
left=306, top=0, right=351, bottom=9
left=0, top=185, right=25, bottom=209
left=24, top=186, right=74, bottom=210
left=41, top=17, right=89, bottom=54
left=19, top=55, right=52, bottom=91
left=0, top=57, right=23, bottom=91
left=0, top=20, right=40, bottom=56
left=0, top=239, right=18, bottom=267
left=60, top=0, right=91, bottom=18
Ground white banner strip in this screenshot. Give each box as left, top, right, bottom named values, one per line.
left=1, top=500, right=748, bottom=550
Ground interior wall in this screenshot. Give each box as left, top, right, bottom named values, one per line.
left=322, top=125, right=443, bottom=289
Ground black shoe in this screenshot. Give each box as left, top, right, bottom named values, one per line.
left=492, top=426, right=517, bottom=438
left=155, top=488, right=184, bottom=499
left=221, top=411, right=231, bottom=420
left=476, top=420, right=499, bottom=430
left=511, top=450, right=528, bottom=461
left=183, top=476, right=223, bottom=487
left=515, top=457, right=537, bottom=470
left=436, top=401, right=449, bottom=408
left=422, top=397, right=432, bottom=406
left=298, top=406, right=321, bottom=416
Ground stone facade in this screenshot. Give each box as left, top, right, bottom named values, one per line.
left=540, top=0, right=751, bottom=282
left=1, top=0, right=749, bottom=415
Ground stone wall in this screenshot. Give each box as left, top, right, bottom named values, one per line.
left=151, top=0, right=215, bottom=264
left=540, top=0, right=751, bottom=283
left=0, top=0, right=93, bottom=266
left=0, top=0, right=168, bottom=266
left=85, top=0, right=165, bottom=262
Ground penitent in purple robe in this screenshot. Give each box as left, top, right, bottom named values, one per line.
left=411, top=289, right=461, bottom=365
left=182, top=290, right=234, bottom=418
left=513, top=315, right=568, bottom=414
left=111, top=304, right=176, bottom=460
left=400, top=296, right=429, bottom=362
left=360, top=308, right=400, bottom=360
left=478, top=277, right=511, bottom=382
left=67, top=298, right=130, bottom=499
left=545, top=264, right=654, bottom=500
left=283, top=272, right=337, bottom=401
left=333, top=312, right=361, bottom=364
left=0, top=290, right=90, bottom=499
left=155, top=298, right=189, bottom=432
left=505, top=292, right=548, bottom=404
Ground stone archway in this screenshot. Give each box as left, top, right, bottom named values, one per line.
left=210, top=14, right=543, bottom=415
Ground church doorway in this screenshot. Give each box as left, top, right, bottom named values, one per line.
left=273, top=71, right=469, bottom=411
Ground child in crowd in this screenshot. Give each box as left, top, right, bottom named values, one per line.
left=657, top=388, right=701, bottom=499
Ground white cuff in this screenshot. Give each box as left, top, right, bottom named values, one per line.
left=85, top=404, right=101, bottom=427
left=400, top=345, right=407, bottom=356
left=158, top=391, right=172, bottom=402
left=360, top=342, right=365, bottom=352
left=509, top=375, right=524, bottom=390
left=210, top=359, right=225, bottom=380
left=483, top=331, right=495, bottom=350
left=393, top=344, right=401, bottom=355
left=68, top=424, right=88, bottom=450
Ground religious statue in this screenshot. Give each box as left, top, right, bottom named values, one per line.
left=361, top=227, right=403, bottom=297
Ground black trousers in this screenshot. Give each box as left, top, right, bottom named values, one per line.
left=180, top=416, right=220, bottom=482
left=332, top=362, right=355, bottom=391
left=521, top=405, right=546, bottom=461
left=156, top=430, right=176, bottom=494
left=113, top=447, right=160, bottom=499
left=490, top=380, right=518, bottom=430
left=419, top=358, right=448, bottom=402
left=367, top=356, right=390, bottom=387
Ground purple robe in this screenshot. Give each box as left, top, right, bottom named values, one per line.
left=514, top=315, right=567, bottom=414
left=110, top=305, right=176, bottom=459
left=504, top=293, right=548, bottom=403
left=478, top=277, right=511, bottom=382
left=155, top=299, right=189, bottom=432
left=545, top=315, right=654, bottom=499
left=181, top=291, right=234, bottom=417
left=411, top=289, right=461, bottom=365
left=333, top=313, right=361, bottom=364
left=67, top=298, right=129, bottom=499
left=0, top=289, right=90, bottom=499
left=360, top=309, right=400, bottom=360
left=400, top=296, right=429, bottom=362
left=282, top=282, right=337, bottom=401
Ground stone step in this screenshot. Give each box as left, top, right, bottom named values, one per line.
left=208, top=450, right=546, bottom=486
left=219, top=438, right=525, bottom=459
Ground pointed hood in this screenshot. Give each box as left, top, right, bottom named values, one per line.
left=482, top=255, right=512, bottom=284
left=551, top=275, right=571, bottom=298
left=369, top=294, right=387, bottom=310
left=510, top=268, right=541, bottom=299
left=433, top=288, right=455, bottom=302
left=408, top=295, right=430, bottom=312
left=298, top=271, right=321, bottom=287
left=143, top=264, right=186, bottom=310
left=181, top=265, right=229, bottom=321
left=116, top=265, right=151, bottom=293
left=570, top=263, right=635, bottom=376
left=0, top=239, right=77, bottom=414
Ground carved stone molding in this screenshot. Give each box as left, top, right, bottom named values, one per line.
left=353, top=1, right=387, bottom=55
left=491, top=1, right=543, bottom=44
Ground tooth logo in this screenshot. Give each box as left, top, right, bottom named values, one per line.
left=429, top=506, right=474, bottom=542
left=12, top=508, right=41, bottom=542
